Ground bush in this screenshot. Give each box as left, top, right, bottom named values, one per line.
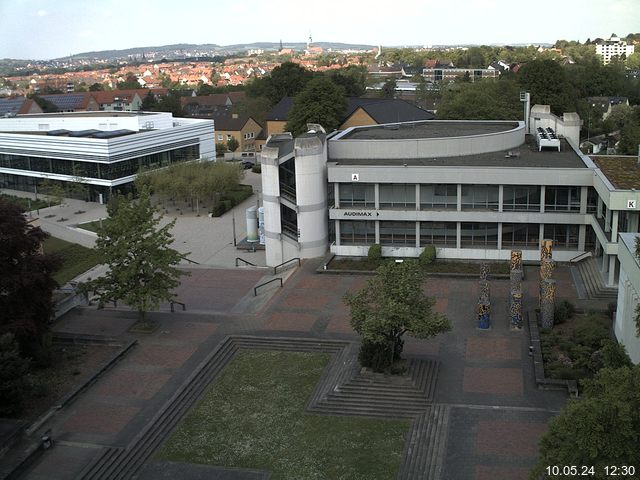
left=367, top=243, right=382, bottom=264
left=419, top=245, right=436, bottom=267
left=252, top=163, right=261, bottom=174
left=599, top=340, right=633, bottom=370
left=0, top=333, right=31, bottom=416
left=554, top=300, right=576, bottom=324
left=358, top=338, right=404, bottom=373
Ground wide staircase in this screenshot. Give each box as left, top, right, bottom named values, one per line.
left=576, top=257, right=618, bottom=300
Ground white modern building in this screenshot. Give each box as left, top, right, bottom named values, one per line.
left=0, top=111, right=215, bottom=202
left=259, top=107, right=640, bottom=290
left=595, top=35, right=635, bottom=65
left=615, top=233, right=640, bottom=363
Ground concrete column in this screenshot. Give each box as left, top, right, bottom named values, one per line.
left=415, top=221, right=420, bottom=248
left=597, top=197, right=603, bottom=218
left=539, top=224, right=545, bottom=250
left=497, top=223, right=503, bottom=250
left=335, top=220, right=341, bottom=246
left=579, top=186, right=588, bottom=214
left=602, top=253, right=608, bottom=273
left=457, top=184, right=462, bottom=212
left=611, top=210, right=619, bottom=241
left=608, top=255, right=616, bottom=286
left=415, top=184, right=420, bottom=211
left=540, top=185, right=546, bottom=213
left=334, top=183, right=340, bottom=208
left=605, top=207, right=611, bottom=232
left=498, top=185, right=504, bottom=213
left=375, top=220, right=380, bottom=244
left=374, top=183, right=380, bottom=210
left=456, top=222, right=461, bottom=249
left=578, top=224, right=586, bottom=251
left=629, top=212, right=639, bottom=233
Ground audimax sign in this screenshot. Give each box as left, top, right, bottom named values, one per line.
left=341, top=210, right=381, bottom=218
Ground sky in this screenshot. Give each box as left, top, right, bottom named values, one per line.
left=0, top=0, right=638, bottom=60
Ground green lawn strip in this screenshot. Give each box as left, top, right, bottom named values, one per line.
left=76, top=219, right=109, bottom=233
left=1, top=193, right=55, bottom=211
left=42, top=236, right=101, bottom=285
left=158, top=350, right=409, bottom=480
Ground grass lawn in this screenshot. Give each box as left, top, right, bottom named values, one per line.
left=329, top=257, right=510, bottom=275
left=42, top=236, right=101, bottom=284
left=77, top=219, right=108, bottom=233
left=158, top=350, right=410, bottom=480
left=1, top=193, right=56, bottom=211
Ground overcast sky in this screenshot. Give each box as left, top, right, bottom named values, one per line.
left=0, top=0, right=638, bottom=60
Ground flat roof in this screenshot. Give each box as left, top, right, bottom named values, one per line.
left=591, top=156, right=640, bottom=190
left=14, top=111, right=157, bottom=118
left=339, top=121, right=519, bottom=140
left=330, top=136, right=586, bottom=169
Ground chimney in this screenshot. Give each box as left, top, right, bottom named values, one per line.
left=232, top=113, right=238, bottom=119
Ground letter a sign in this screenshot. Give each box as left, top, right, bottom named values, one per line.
left=351, top=173, right=360, bottom=181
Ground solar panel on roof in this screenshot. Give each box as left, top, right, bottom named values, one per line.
left=47, top=129, right=70, bottom=136
left=92, top=129, right=135, bottom=139
left=42, top=94, right=85, bottom=110
left=68, top=129, right=101, bottom=137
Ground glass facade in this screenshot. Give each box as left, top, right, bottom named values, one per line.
left=461, top=185, right=499, bottom=210
left=280, top=204, right=298, bottom=239
left=380, top=221, right=416, bottom=246
left=502, top=223, right=539, bottom=247
left=461, top=223, right=499, bottom=247
left=420, top=221, right=457, bottom=246
left=544, top=224, right=579, bottom=248
left=379, top=184, right=415, bottom=209
left=339, top=183, right=374, bottom=207
left=544, top=186, right=581, bottom=212
left=278, top=158, right=296, bottom=202
left=420, top=184, right=457, bottom=209
left=502, top=185, right=541, bottom=211
left=0, top=145, right=199, bottom=181
left=340, top=220, right=375, bottom=245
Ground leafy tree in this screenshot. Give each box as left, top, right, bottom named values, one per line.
left=285, top=77, right=347, bottom=136
left=88, top=190, right=187, bottom=324
left=227, top=136, right=239, bottom=152
left=617, top=123, right=640, bottom=155
left=380, top=78, right=397, bottom=98
left=0, top=198, right=61, bottom=357
left=118, top=72, right=141, bottom=89
left=0, top=333, right=31, bottom=416
left=246, top=61, right=313, bottom=104
left=627, top=52, right=640, bottom=69
left=155, top=92, right=184, bottom=117
left=438, top=79, right=522, bottom=120
left=532, top=365, right=640, bottom=479
left=216, top=142, right=228, bottom=156
left=89, top=82, right=104, bottom=92
left=328, top=65, right=368, bottom=97
left=67, top=165, right=89, bottom=201
left=344, top=261, right=452, bottom=371
left=518, top=59, right=576, bottom=115
left=141, top=91, right=158, bottom=111
left=603, top=103, right=635, bottom=133
left=29, top=94, right=58, bottom=113
left=233, top=95, right=271, bottom=126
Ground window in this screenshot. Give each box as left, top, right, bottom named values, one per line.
left=502, top=223, right=539, bottom=247
left=544, top=186, right=580, bottom=212
left=544, top=224, right=579, bottom=249
left=461, top=223, right=499, bottom=247
left=380, top=221, right=416, bottom=246
left=379, top=184, right=416, bottom=209
left=339, top=183, right=374, bottom=207
left=461, top=185, right=499, bottom=210
left=340, top=220, right=376, bottom=245
left=503, top=185, right=541, bottom=211
left=420, top=222, right=457, bottom=246
left=420, top=184, right=457, bottom=209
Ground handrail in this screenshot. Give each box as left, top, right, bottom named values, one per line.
left=235, top=257, right=257, bottom=267
left=169, top=300, right=186, bottom=312
left=254, top=277, right=283, bottom=296
left=569, top=251, right=592, bottom=263
left=273, top=257, right=301, bottom=275
left=180, top=255, right=200, bottom=265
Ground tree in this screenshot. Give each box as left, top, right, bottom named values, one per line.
left=532, top=365, right=640, bottom=479
left=89, top=82, right=104, bottom=92
left=227, top=136, right=239, bottom=152
left=285, top=77, right=347, bottom=136
left=438, top=79, right=522, bottom=120
left=140, top=91, right=158, bottom=111
left=246, top=61, right=313, bottom=104
left=617, top=123, right=640, bottom=155
left=328, top=65, right=368, bottom=97
left=29, top=94, right=58, bottom=113
left=118, top=72, right=141, bottom=89
left=155, top=92, right=184, bottom=117
left=0, top=333, right=31, bottom=416
left=344, top=261, right=452, bottom=372
left=380, top=78, right=397, bottom=98
left=67, top=165, right=89, bottom=201
left=0, top=198, right=61, bottom=357
left=232, top=95, right=271, bottom=126
left=518, top=59, right=576, bottom=115
left=88, top=190, right=187, bottom=324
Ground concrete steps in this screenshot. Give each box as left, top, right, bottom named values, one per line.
left=397, top=404, right=451, bottom=480
left=576, top=257, right=618, bottom=300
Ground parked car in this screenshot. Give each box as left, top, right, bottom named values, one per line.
left=241, top=160, right=255, bottom=169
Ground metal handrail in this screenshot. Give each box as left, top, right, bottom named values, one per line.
left=169, top=300, right=186, bottom=312
left=235, top=257, right=257, bottom=267
left=273, top=257, right=301, bottom=275
left=180, top=255, right=200, bottom=265
left=569, top=251, right=592, bottom=263
left=254, top=277, right=283, bottom=296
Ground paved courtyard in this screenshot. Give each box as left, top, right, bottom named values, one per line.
left=9, top=256, right=578, bottom=480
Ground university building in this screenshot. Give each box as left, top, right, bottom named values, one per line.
left=0, top=111, right=215, bottom=202
left=259, top=107, right=640, bottom=291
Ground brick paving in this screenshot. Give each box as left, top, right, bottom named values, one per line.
left=20, top=260, right=581, bottom=480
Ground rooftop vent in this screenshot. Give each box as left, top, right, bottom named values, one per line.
left=535, top=127, right=560, bottom=152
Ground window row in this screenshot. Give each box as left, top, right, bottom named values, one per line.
left=0, top=145, right=200, bottom=180
left=336, top=183, right=590, bottom=212
left=339, top=221, right=581, bottom=249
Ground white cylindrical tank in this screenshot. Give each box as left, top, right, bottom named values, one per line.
left=246, top=206, right=258, bottom=243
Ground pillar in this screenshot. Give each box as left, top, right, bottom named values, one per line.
left=498, top=185, right=504, bottom=213
left=611, top=211, right=619, bottom=241
left=477, top=279, right=491, bottom=329
left=579, top=186, right=588, bottom=214
left=541, top=239, right=553, bottom=260
left=540, top=279, right=556, bottom=329
left=510, top=290, right=523, bottom=330
left=540, top=185, right=546, bottom=213
left=608, top=255, right=616, bottom=287
left=457, top=184, right=462, bottom=212
left=578, top=225, right=586, bottom=251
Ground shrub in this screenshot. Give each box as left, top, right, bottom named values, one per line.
left=419, top=245, right=436, bottom=267
left=252, top=163, right=262, bottom=174
left=358, top=338, right=404, bottom=373
left=367, top=243, right=382, bottom=264
left=599, top=340, right=633, bottom=370
left=0, top=333, right=31, bottom=416
left=554, top=300, right=576, bottom=324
